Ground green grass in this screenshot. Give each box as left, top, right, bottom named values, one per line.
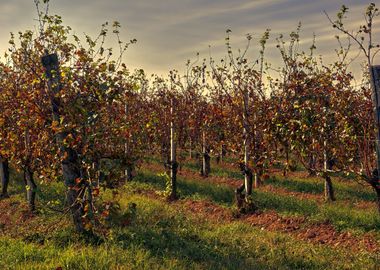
left=1, top=193, right=378, bottom=270
left=134, top=170, right=235, bottom=205
left=191, top=159, right=376, bottom=204
left=132, top=168, right=380, bottom=233
left=265, top=176, right=377, bottom=202
left=1, top=161, right=379, bottom=269
left=181, top=159, right=243, bottom=179
left=170, top=156, right=377, bottom=204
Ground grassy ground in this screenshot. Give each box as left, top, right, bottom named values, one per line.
left=0, top=158, right=379, bottom=269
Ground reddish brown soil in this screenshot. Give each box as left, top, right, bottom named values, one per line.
left=1, top=160, right=377, bottom=254
left=129, top=184, right=380, bottom=253
left=267, top=169, right=377, bottom=209
left=144, top=162, right=377, bottom=209
left=0, top=199, right=37, bottom=236
left=139, top=161, right=380, bottom=252
left=145, top=162, right=242, bottom=189
left=131, top=187, right=234, bottom=222
left=243, top=210, right=379, bottom=252
left=175, top=199, right=234, bottom=223
left=0, top=197, right=71, bottom=239
left=260, top=185, right=323, bottom=201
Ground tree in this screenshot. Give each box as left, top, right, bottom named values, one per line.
left=326, top=3, right=380, bottom=211
left=210, top=30, right=269, bottom=212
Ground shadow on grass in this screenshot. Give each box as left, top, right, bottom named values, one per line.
left=134, top=171, right=319, bottom=216
left=254, top=191, right=319, bottom=216
left=8, top=168, right=27, bottom=195
left=144, top=157, right=376, bottom=203
left=265, top=177, right=324, bottom=195
left=211, top=167, right=243, bottom=180
left=179, top=178, right=235, bottom=205
left=112, top=206, right=323, bottom=270
left=265, top=177, right=376, bottom=202
left=134, top=170, right=380, bottom=232
left=114, top=225, right=259, bottom=269
left=182, top=161, right=243, bottom=180
left=133, top=171, right=235, bottom=205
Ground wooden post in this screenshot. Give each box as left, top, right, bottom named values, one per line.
left=369, top=65, right=380, bottom=214
left=125, top=102, right=128, bottom=180
left=370, top=65, right=380, bottom=173
left=220, top=144, right=223, bottom=163
left=323, top=96, right=335, bottom=201
left=124, top=102, right=133, bottom=181
left=169, top=98, right=177, bottom=199
left=253, top=111, right=261, bottom=188
left=243, top=90, right=252, bottom=196
left=202, top=131, right=206, bottom=175
left=323, top=97, right=328, bottom=179
left=42, top=53, right=84, bottom=232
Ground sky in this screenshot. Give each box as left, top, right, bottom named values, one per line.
left=0, top=0, right=379, bottom=81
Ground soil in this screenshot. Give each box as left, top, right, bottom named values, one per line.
left=0, top=199, right=37, bottom=236
left=1, top=160, right=378, bottom=254
left=135, top=187, right=380, bottom=252
left=140, top=161, right=380, bottom=253
left=243, top=210, right=379, bottom=252
left=143, top=162, right=377, bottom=210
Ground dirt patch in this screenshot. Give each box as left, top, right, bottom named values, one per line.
left=243, top=210, right=306, bottom=233
left=351, top=200, right=377, bottom=209
left=243, top=210, right=379, bottom=252
left=131, top=186, right=380, bottom=253
left=131, top=186, right=234, bottom=223
left=297, top=222, right=379, bottom=252
left=0, top=199, right=37, bottom=236
left=133, top=187, right=162, bottom=200
left=144, top=162, right=242, bottom=189
left=260, top=185, right=323, bottom=201
left=176, top=199, right=234, bottom=223
left=143, top=162, right=378, bottom=210
left=135, top=162, right=380, bottom=252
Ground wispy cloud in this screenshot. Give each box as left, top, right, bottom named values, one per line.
left=0, top=0, right=378, bottom=78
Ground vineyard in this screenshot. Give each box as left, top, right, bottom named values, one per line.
left=0, top=1, right=380, bottom=269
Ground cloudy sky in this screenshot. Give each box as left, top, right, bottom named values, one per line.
left=0, top=0, right=378, bottom=79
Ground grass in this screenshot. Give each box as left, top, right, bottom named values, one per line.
left=134, top=171, right=235, bottom=205
left=0, top=160, right=379, bottom=269
left=265, top=176, right=377, bottom=202
left=170, top=156, right=377, bottom=204
left=1, top=193, right=378, bottom=270
left=134, top=166, right=380, bottom=233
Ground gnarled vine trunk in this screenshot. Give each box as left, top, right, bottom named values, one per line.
left=370, top=170, right=380, bottom=214
left=216, top=144, right=225, bottom=164
left=235, top=90, right=256, bottom=213
left=125, top=163, right=134, bottom=182
left=254, top=173, right=262, bottom=189
left=375, top=186, right=380, bottom=215
left=42, top=53, right=84, bottom=233
left=201, top=131, right=210, bottom=177
left=189, top=138, right=192, bottom=160
left=24, top=166, right=37, bottom=211
left=283, top=144, right=289, bottom=177
left=0, top=159, right=9, bottom=198
left=324, top=175, right=335, bottom=202
left=63, top=149, right=84, bottom=232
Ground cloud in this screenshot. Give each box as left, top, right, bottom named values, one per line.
left=0, top=0, right=378, bottom=78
